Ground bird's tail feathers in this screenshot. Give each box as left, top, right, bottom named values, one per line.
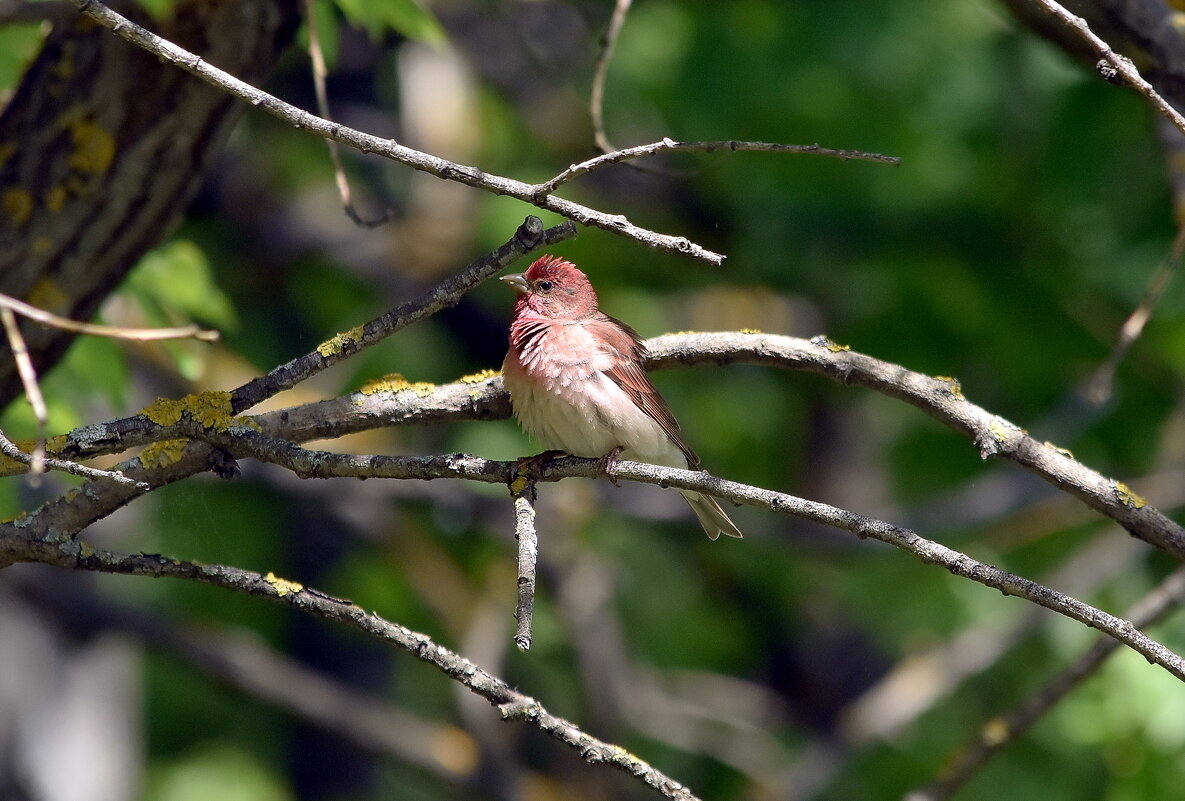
left=682, top=491, right=743, bottom=540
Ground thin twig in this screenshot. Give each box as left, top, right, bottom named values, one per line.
left=70, top=0, right=725, bottom=264
left=905, top=566, right=1185, bottom=801
left=590, top=0, right=632, bottom=154
left=1, top=306, right=46, bottom=478
left=534, top=138, right=902, bottom=198
left=510, top=461, right=539, bottom=651
left=0, top=292, right=219, bottom=342
left=229, top=215, right=575, bottom=413
left=301, top=0, right=393, bottom=228
left=1082, top=207, right=1183, bottom=405
left=18, top=549, right=703, bottom=801
left=1031, top=0, right=1185, bottom=137
left=0, top=426, right=149, bottom=489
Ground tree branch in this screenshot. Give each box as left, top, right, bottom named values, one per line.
left=13, top=550, right=702, bottom=801
left=534, top=138, right=901, bottom=198
left=1029, top=0, right=1185, bottom=137
left=69, top=0, right=721, bottom=263
left=905, top=566, right=1185, bottom=801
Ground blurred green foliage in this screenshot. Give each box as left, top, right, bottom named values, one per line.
left=3, top=0, right=1184, bottom=799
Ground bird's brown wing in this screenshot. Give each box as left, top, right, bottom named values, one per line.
left=587, top=313, right=701, bottom=469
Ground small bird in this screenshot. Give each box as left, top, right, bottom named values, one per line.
left=501, top=255, right=742, bottom=540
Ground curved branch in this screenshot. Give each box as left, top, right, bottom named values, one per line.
left=20, top=332, right=1185, bottom=564
left=18, top=548, right=702, bottom=801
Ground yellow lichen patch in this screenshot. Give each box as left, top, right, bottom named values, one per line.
left=78, top=541, right=96, bottom=559
left=981, top=717, right=1010, bottom=747
left=31, top=237, right=53, bottom=255
left=0, top=452, right=26, bottom=477
left=1112, top=480, right=1147, bottom=509
left=459, top=368, right=500, bottom=384
left=27, top=277, right=70, bottom=315
left=45, top=185, right=69, bottom=213
left=316, top=325, right=365, bottom=358
left=359, top=373, right=436, bottom=398
left=811, top=335, right=850, bottom=353
left=1044, top=441, right=1075, bottom=459
left=934, top=376, right=964, bottom=400
left=187, top=391, right=236, bottom=428
left=0, top=141, right=15, bottom=168
left=140, top=439, right=189, bottom=469
left=740, top=327, right=763, bottom=334
left=139, top=392, right=259, bottom=432
left=265, top=571, right=303, bottom=597
left=68, top=119, right=116, bottom=174
left=2, top=187, right=34, bottom=227
left=140, top=396, right=187, bottom=426
left=987, top=418, right=1012, bottom=443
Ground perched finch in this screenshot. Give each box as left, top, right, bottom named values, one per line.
left=501, top=255, right=742, bottom=540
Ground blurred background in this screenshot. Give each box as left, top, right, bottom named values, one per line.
left=0, top=0, right=1183, bottom=799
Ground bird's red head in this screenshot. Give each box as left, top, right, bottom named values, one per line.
left=502, top=255, right=599, bottom=320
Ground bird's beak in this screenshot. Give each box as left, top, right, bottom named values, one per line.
left=500, top=273, right=530, bottom=295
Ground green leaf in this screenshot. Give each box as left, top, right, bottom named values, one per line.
left=125, top=239, right=238, bottom=331
left=332, top=0, right=447, bottom=46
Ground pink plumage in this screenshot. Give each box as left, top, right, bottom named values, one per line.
left=501, top=255, right=742, bottom=540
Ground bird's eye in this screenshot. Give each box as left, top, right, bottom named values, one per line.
left=537, top=280, right=553, bottom=292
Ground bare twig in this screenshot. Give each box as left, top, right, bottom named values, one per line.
left=0, top=292, right=219, bottom=342
left=70, top=0, right=726, bottom=264
left=534, top=138, right=901, bottom=198
left=1082, top=212, right=1183, bottom=404
left=1, top=306, right=47, bottom=477
left=510, top=461, right=539, bottom=651
left=17, top=551, right=703, bottom=801
left=905, top=566, right=1185, bottom=801
left=1030, top=0, right=1185, bottom=137
left=0, top=427, right=149, bottom=489
left=590, top=0, right=632, bottom=154
left=301, top=0, right=393, bottom=228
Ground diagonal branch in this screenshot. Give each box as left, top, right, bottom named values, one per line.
left=70, top=0, right=721, bottom=263
left=905, top=566, right=1185, bottom=801
left=229, top=215, right=574, bottom=413
left=15, top=549, right=702, bottom=801
left=1029, top=0, right=1185, bottom=137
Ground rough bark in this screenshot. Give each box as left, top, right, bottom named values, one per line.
left=0, top=0, right=298, bottom=404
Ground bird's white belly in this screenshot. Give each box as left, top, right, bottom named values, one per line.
left=505, top=369, right=688, bottom=469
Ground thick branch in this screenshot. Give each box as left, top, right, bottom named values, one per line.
left=21, top=332, right=1185, bottom=565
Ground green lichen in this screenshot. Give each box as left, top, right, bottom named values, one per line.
left=68, top=119, right=115, bottom=174
left=2, top=187, right=33, bottom=227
